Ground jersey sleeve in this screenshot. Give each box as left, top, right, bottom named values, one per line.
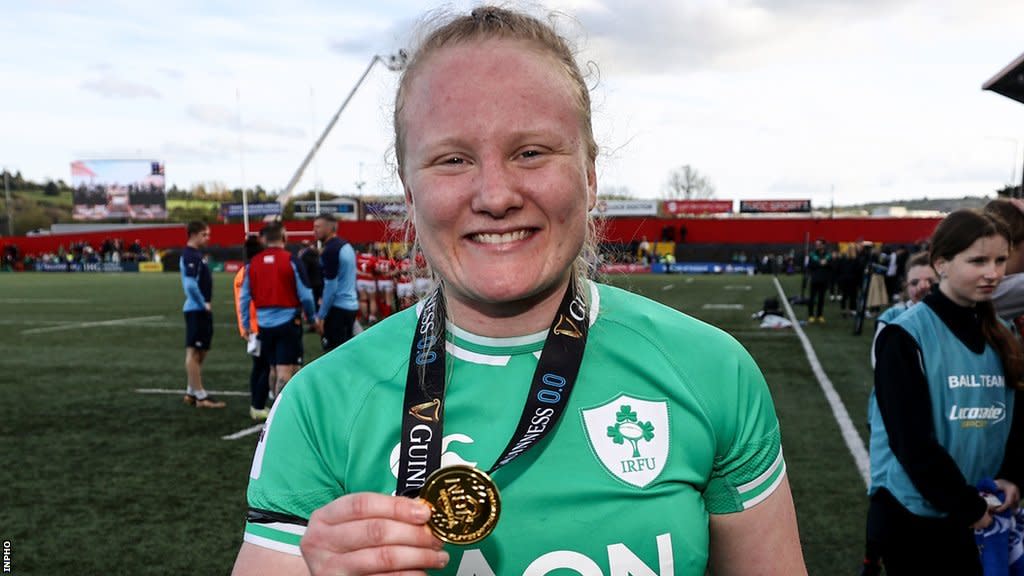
left=701, top=340, right=785, bottom=514
left=320, top=242, right=340, bottom=281
left=244, top=376, right=347, bottom=555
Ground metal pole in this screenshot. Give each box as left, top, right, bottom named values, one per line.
left=4, top=169, right=12, bottom=236
left=237, top=88, right=250, bottom=236
left=1019, top=138, right=1024, bottom=198
left=279, top=56, right=382, bottom=205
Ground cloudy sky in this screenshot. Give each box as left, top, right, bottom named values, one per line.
left=5, top=0, right=1024, bottom=206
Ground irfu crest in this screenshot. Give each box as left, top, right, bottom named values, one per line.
left=581, top=394, right=669, bottom=489
left=607, top=404, right=655, bottom=458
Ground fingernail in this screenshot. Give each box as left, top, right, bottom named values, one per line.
left=412, top=501, right=432, bottom=522
left=437, top=551, right=450, bottom=567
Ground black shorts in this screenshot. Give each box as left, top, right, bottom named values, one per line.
left=184, top=311, right=213, bottom=350
left=258, top=318, right=304, bottom=366
left=322, top=307, right=357, bottom=352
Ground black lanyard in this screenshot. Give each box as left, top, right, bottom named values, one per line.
left=397, top=279, right=590, bottom=497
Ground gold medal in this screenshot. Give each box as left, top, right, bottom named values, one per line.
left=420, top=465, right=500, bottom=545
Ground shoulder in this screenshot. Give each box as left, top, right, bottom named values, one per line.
left=594, top=282, right=750, bottom=361
left=877, top=303, right=908, bottom=324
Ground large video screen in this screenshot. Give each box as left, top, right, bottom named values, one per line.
left=71, top=159, right=166, bottom=220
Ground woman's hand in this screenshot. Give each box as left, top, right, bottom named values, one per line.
left=994, top=478, right=1021, bottom=513
left=300, top=492, right=448, bottom=576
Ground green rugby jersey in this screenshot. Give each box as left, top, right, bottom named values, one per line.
left=244, top=282, right=784, bottom=575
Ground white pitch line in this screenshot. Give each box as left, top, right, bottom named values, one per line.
left=0, top=298, right=91, bottom=304
left=725, top=285, right=753, bottom=291
left=135, top=388, right=250, bottom=397
left=222, top=424, right=265, bottom=441
left=702, top=303, right=744, bottom=310
left=21, top=315, right=166, bottom=335
left=773, top=276, right=870, bottom=487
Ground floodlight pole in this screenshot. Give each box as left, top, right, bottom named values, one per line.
left=3, top=169, right=12, bottom=236
left=278, top=50, right=408, bottom=208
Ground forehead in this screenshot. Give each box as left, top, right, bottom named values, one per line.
left=907, top=264, right=935, bottom=278
left=964, top=234, right=1008, bottom=253
left=401, top=38, right=579, bottom=129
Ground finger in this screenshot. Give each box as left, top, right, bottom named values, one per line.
left=312, top=493, right=432, bottom=526
left=333, top=546, right=449, bottom=575
left=314, top=518, right=443, bottom=554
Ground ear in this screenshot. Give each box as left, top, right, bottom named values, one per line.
left=932, top=258, right=947, bottom=278
left=401, top=174, right=415, bottom=215
left=585, top=160, right=597, bottom=212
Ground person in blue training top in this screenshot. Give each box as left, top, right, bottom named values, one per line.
left=861, top=250, right=936, bottom=575
left=871, top=209, right=1024, bottom=575
left=180, top=221, right=226, bottom=408
left=312, top=213, right=359, bottom=351
left=239, top=222, right=316, bottom=399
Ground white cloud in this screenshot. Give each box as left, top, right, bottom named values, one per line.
left=80, top=74, right=161, bottom=99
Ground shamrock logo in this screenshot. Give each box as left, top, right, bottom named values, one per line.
left=607, top=404, right=655, bottom=458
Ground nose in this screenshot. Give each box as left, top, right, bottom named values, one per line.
left=984, top=262, right=1004, bottom=282
left=470, top=158, right=523, bottom=218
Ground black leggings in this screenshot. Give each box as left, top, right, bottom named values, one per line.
left=871, top=489, right=981, bottom=575
left=808, top=281, right=827, bottom=317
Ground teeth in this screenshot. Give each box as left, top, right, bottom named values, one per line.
left=473, top=230, right=531, bottom=244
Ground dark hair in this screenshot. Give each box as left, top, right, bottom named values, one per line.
left=261, top=222, right=285, bottom=243
left=906, top=251, right=930, bottom=271
left=186, top=221, right=208, bottom=238
left=930, top=209, right=1023, bottom=388
left=984, top=199, right=1024, bottom=248
left=314, top=213, right=336, bottom=223
left=242, top=235, right=263, bottom=263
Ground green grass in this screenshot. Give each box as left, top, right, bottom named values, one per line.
left=1, top=272, right=876, bottom=575
left=13, top=188, right=74, bottom=209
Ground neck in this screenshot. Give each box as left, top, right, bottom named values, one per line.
left=938, top=282, right=975, bottom=308
left=444, top=275, right=576, bottom=338
left=187, top=241, right=202, bottom=249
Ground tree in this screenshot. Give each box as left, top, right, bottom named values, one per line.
left=997, top=184, right=1022, bottom=198
left=44, top=181, right=60, bottom=196
left=663, top=165, right=715, bottom=200
left=599, top=185, right=635, bottom=199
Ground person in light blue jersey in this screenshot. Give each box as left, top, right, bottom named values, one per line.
left=180, top=221, right=226, bottom=409
left=871, top=209, right=1024, bottom=574
left=861, top=250, right=935, bottom=575
left=239, top=222, right=316, bottom=399
left=311, top=213, right=359, bottom=351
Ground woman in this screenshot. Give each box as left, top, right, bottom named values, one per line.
left=231, top=6, right=804, bottom=575
left=862, top=250, right=936, bottom=574
left=869, top=251, right=938, bottom=368
left=870, top=209, right=1024, bottom=574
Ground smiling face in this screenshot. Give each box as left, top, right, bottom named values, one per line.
left=399, top=38, right=597, bottom=334
left=934, top=234, right=1008, bottom=306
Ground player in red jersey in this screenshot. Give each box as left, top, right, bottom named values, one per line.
left=355, top=249, right=378, bottom=324
left=374, top=248, right=396, bottom=319
left=395, top=255, right=415, bottom=310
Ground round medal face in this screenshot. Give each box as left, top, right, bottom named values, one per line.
left=420, top=465, right=501, bottom=545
